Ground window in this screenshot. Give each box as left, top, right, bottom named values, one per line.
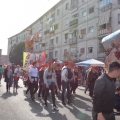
left=99, top=0, right=112, bottom=8
left=118, top=14, right=120, bottom=24
left=66, top=18, right=68, bottom=25
left=54, top=24, right=58, bottom=30
left=56, top=37, right=58, bottom=43
left=89, top=26, right=94, bottom=33
left=65, top=33, right=68, bottom=39
left=81, top=29, right=86, bottom=35
left=80, top=48, right=85, bottom=54
left=50, top=39, right=54, bottom=45
left=64, top=49, right=67, bottom=54
left=57, top=9, right=59, bottom=16
left=42, top=43, right=45, bottom=47
left=89, top=7, right=94, bottom=14
left=39, top=43, right=42, bottom=48
left=82, top=11, right=87, bottom=17
left=55, top=51, right=58, bottom=57
left=88, top=47, right=93, bottom=53
left=69, top=33, right=73, bottom=39
left=50, top=25, right=54, bottom=31
left=51, top=13, right=55, bottom=20
left=66, top=3, right=69, bottom=10
left=49, top=52, right=53, bottom=60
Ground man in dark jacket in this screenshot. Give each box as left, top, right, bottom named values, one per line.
left=92, top=61, right=120, bottom=120
left=38, top=66, right=45, bottom=99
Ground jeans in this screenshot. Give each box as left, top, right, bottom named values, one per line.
left=92, top=110, right=115, bottom=120
left=44, top=82, right=56, bottom=106
left=38, top=82, right=45, bottom=97
left=30, top=82, right=38, bottom=98
left=6, top=82, right=10, bottom=91
left=61, top=81, right=70, bottom=103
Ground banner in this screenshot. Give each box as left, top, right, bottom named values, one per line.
left=23, top=52, right=27, bottom=67
left=23, top=52, right=31, bottom=71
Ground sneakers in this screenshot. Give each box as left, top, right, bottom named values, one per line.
left=68, top=101, right=73, bottom=105
left=52, top=106, right=59, bottom=111
left=44, top=103, right=47, bottom=107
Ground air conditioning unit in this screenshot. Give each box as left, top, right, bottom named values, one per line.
left=79, top=35, right=83, bottom=39
left=118, top=0, right=120, bottom=4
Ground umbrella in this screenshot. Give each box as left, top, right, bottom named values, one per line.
left=75, top=59, right=104, bottom=67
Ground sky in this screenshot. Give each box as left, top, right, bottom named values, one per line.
left=0, top=0, right=60, bottom=55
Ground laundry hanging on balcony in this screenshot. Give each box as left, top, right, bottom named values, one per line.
left=99, top=10, right=111, bottom=25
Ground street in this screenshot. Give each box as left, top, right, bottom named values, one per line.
left=0, top=79, right=119, bottom=120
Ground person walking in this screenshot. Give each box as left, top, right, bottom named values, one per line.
left=38, top=66, right=45, bottom=99
left=73, top=66, right=79, bottom=94
left=29, top=62, right=39, bottom=100
left=13, top=73, right=18, bottom=93
left=43, top=63, right=58, bottom=110
left=14, top=65, right=20, bottom=81
left=61, top=62, right=73, bottom=105
left=7, top=65, right=13, bottom=92
left=88, top=67, right=98, bottom=97
left=92, top=61, right=120, bottom=120
left=55, top=64, right=61, bottom=96
left=0, top=65, right=4, bottom=84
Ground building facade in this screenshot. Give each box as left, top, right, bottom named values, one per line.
left=8, top=0, right=120, bottom=62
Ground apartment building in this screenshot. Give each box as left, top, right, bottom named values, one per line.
left=8, top=0, right=120, bottom=62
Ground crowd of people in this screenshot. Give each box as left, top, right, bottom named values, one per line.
left=0, top=60, right=120, bottom=120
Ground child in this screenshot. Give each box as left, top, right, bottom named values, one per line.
left=115, top=86, right=120, bottom=113
left=13, top=73, right=18, bottom=92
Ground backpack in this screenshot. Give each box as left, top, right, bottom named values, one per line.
left=63, top=68, right=73, bottom=80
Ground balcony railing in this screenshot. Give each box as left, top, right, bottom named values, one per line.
left=69, top=37, right=77, bottom=44
left=98, top=27, right=111, bottom=36
left=69, top=19, right=78, bottom=27
left=70, top=0, right=78, bottom=11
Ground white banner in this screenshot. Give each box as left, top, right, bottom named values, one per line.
left=23, top=53, right=31, bottom=71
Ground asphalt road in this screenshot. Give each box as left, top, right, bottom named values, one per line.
left=0, top=78, right=119, bottom=120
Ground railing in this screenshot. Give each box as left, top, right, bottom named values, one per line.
left=98, top=27, right=111, bottom=36
left=69, top=37, right=77, bottom=44
left=70, top=0, right=78, bottom=11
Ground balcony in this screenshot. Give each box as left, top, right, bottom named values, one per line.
left=70, top=0, right=78, bottom=14
left=69, top=19, right=78, bottom=27
left=49, top=30, right=54, bottom=36
left=49, top=44, right=54, bottom=49
left=100, top=3, right=112, bottom=13
left=69, top=37, right=77, bottom=44
left=98, top=27, right=112, bottom=36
